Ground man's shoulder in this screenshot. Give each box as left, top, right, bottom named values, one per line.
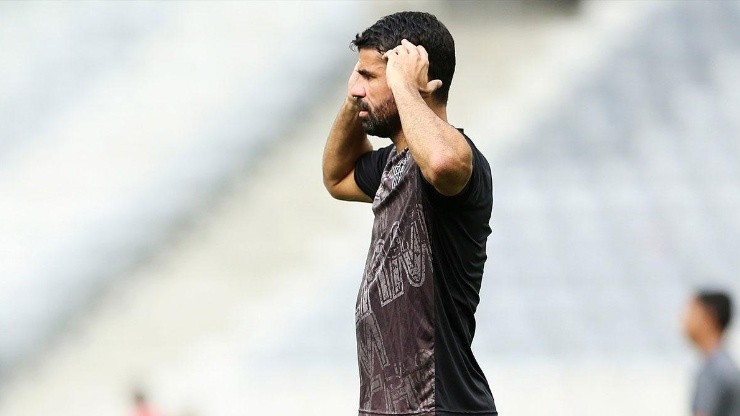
left=457, top=129, right=492, bottom=172
left=704, top=350, right=740, bottom=383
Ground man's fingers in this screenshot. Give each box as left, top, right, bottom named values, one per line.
left=386, top=40, right=438, bottom=96
left=349, top=62, right=359, bottom=77
left=347, top=62, right=360, bottom=91
left=423, top=79, right=443, bottom=94
left=400, top=39, right=418, bottom=55
left=389, top=40, right=423, bottom=59
left=417, top=45, right=428, bottom=61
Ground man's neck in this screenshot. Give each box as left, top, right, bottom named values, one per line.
left=698, top=333, right=722, bottom=357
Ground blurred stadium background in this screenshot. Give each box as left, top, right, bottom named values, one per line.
left=1, top=1, right=739, bottom=415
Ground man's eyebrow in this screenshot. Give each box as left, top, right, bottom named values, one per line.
left=357, top=68, right=375, bottom=78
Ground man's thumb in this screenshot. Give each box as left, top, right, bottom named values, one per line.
left=425, top=79, right=443, bottom=93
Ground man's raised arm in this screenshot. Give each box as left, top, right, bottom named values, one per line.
left=322, top=93, right=373, bottom=202
left=384, top=39, right=472, bottom=197
left=322, top=62, right=374, bottom=202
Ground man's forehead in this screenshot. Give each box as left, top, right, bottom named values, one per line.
left=357, top=48, right=386, bottom=69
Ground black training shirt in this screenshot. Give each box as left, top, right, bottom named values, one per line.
left=353, top=129, right=497, bottom=415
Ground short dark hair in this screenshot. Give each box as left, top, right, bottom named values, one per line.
left=697, top=290, right=733, bottom=332
left=351, top=11, right=456, bottom=104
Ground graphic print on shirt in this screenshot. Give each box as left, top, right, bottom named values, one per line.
left=356, top=149, right=435, bottom=414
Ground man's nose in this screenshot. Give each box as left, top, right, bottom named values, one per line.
left=349, top=80, right=365, bottom=99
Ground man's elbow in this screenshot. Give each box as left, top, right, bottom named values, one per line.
left=323, top=179, right=352, bottom=201
left=326, top=185, right=344, bottom=200
left=426, top=153, right=473, bottom=196
left=323, top=178, right=342, bottom=199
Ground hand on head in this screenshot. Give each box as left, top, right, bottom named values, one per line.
left=383, top=39, right=443, bottom=98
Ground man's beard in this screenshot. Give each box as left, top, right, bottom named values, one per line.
left=359, top=98, right=402, bottom=139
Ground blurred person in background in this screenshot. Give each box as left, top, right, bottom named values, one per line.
left=684, top=290, right=740, bottom=416
left=130, top=390, right=163, bottom=416
left=322, top=11, right=496, bottom=416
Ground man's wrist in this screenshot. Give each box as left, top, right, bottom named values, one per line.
left=390, top=80, right=423, bottom=101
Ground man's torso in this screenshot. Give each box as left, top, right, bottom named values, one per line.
left=354, top=134, right=497, bottom=415
left=693, top=349, right=740, bottom=416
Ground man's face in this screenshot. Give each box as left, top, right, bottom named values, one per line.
left=683, top=297, right=712, bottom=345
left=349, top=48, right=401, bottom=139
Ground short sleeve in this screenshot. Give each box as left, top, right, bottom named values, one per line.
left=693, top=370, right=726, bottom=414
left=354, top=145, right=394, bottom=199
left=422, top=132, right=493, bottom=208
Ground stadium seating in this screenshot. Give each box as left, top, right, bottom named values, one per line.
left=1, top=2, right=739, bottom=415
left=0, top=1, right=361, bottom=374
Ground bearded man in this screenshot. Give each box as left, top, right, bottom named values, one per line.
left=322, top=11, right=497, bottom=416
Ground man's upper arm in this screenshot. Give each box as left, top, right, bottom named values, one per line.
left=423, top=129, right=473, bottom=197
left=422, top=135, right=492, bottom=208
left=327, top=168, right=372, bottom=202
left=353, top=145, right=393, bottom=201
left=327, top=146, right=392, bottom=203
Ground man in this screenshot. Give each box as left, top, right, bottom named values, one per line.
left=322, top=12, right=497, bottom=416
left=130, top=390, right=163, bottom=416
left=684, top=290, right=740, bottom=416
